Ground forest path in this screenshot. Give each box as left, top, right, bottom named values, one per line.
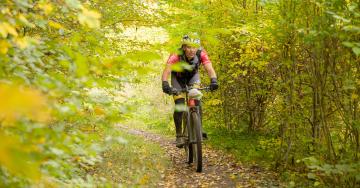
left=116, top=124, right=281, bottom=188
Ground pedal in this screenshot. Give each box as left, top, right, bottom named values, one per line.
left=202, top=132, right=208, bottom=140
left=175, top=137, right=185, bottom=148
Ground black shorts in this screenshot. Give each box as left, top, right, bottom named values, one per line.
left=171, top=72, right=200, bottom=100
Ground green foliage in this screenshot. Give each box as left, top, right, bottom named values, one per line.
left=303, top=157, right=360, bottom=187
left=204, top=122, right=274, bottom=167
left=0, top=0, right=163, bottom=186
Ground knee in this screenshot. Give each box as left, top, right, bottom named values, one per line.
left=174, top=98, right=185, bottom=113
left=174, top=98, right=185, bottom=105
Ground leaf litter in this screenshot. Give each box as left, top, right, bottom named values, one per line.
left=116, top=124, right=282, bottom=188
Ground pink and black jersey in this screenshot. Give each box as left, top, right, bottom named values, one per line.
left=167, top=49, right=212, bottom=80
left=166, top=50, right=212, bottom=65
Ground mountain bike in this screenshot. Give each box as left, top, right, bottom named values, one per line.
left=171, top=85, right=209, bottom=172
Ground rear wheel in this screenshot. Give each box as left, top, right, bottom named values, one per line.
left=191, top=111, right=202, bottom=172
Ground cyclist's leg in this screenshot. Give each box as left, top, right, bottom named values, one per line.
left=174, top=98, right=185, bottom=136
left=171, top=74, right=186, bottom=145
left=188, top=72, right=201, bottom=86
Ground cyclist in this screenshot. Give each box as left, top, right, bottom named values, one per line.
left=161, top=33, right=219, bottom=147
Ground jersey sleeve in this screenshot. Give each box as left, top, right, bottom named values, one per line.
left=200, top=50, right=211, bottom=65
left=166, top=54, right=180, bottom=64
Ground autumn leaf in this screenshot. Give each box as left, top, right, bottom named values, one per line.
left=18, top=14, right=35, bottom=28
left=15, top=37, right=30, bottom=49
left=0, top=40, right=10, bottom=54
left=78, top=8, right=101, bottom=28
left=0, top=84, right=50, bottom=125
left=37, top=2, right=53, bottom=15
left=139, top=174, right=149, bottom=185
left=48, top=20, right=63, bottom=29
left=351, top=93, right=358, bottom=100
left=94, top=106, right=105, bottom=115
left=0, top=22, right=18, bottom=38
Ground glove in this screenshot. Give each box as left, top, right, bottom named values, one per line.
left=210, top=77, right=218, bottom=91
left=162, top=81, right=172, bottom=94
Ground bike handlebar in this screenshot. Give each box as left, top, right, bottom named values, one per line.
left=170, top=86, right=211, bottom=96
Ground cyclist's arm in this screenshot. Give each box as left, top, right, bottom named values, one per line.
left=204, top=63, right=217, bottom=78
left=162, top=63, right=172, bottom=81
left=200, top=50, right=217, bottom=78
left=162, top=54, right=179, bottom=81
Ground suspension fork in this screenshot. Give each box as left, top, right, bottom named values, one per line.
left=193, top=99, right=203, bottom=131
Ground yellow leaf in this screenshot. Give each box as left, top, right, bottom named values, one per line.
left=37, top=137, right=46, bottom=144
left=0, top=26, right=7, bottom=38
left=18, top=14, right=35, bottom=28
left=1, top=8, right=10, bottom=15
left=208, top=99, right=222, bottom=106
left=0, top=22, right=18, bottom=38
left=16, top=37, right=39, bottom=49
left=38, top=3, right=53, bottom=15
left=48, top=20, right=63, bottom=29
left=78, top=8, right=101, bottom=28
left=107, top=162, right=112, bottom=167
left=4, top=23, right=17, bottom=37
left=0, top=40, right=10, bottom=54
left=139, top=174, right=149, bottom=185
left=352, top=93, right=358, bottom=100
left=15, top=37, right=30, bottom=49
left=73, top=156, right=81, bottom=162
left=94, top=106, right=105, bottom=115
left=0, top=84, right=50, bottom=125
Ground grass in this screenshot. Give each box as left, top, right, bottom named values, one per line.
left=203, top=122, right=275, bottom=168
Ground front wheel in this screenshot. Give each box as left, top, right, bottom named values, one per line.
left=191, top=111, right=202, bottom=172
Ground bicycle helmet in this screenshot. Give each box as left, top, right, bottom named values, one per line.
left=181, top=33, right=201, bottom=47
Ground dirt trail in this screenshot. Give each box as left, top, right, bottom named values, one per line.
left=116, top=124, right=281, bottom=188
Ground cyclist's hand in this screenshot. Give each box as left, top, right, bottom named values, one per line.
left=210, top=77, right=218, bottom=91
left=162, top=81, right=172, bottom=94
left=170, top=88, right=180, bottom=95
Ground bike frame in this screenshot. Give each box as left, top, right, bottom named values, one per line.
left=172, top=85, right=208, bottom=172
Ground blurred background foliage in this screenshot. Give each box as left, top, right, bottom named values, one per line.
left=0, top=0, right=359, bottom=187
